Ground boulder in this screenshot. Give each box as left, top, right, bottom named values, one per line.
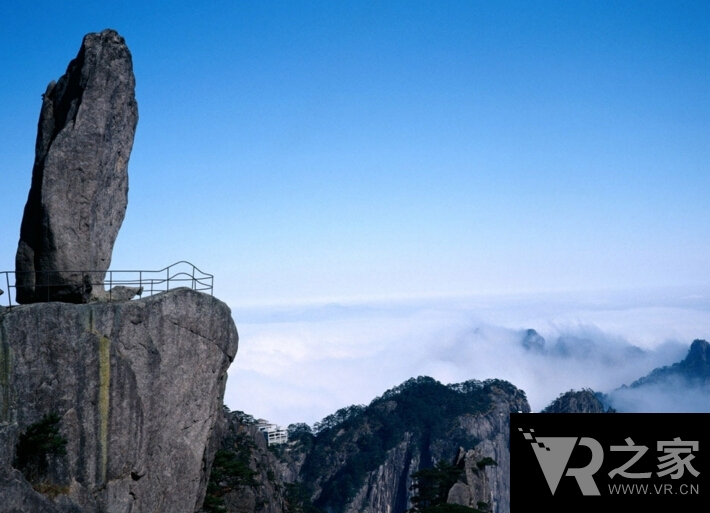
left=15, top=29, right=138, bottom=304
left=0, top=288, right=238, bottom=512
left=93, top=285, right=144, bottom=302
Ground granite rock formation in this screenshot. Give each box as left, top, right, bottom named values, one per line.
left=334, top=387, right=522, bottom=513
left=0, top=288, right=238, bottom=513
left=210, top=378, right=530, bottom=513
left=15, top=29, right=138, bottom=304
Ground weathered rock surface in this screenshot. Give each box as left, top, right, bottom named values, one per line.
left=92, top=285, right=144, bottom=303
left=343, top=434, right=417, bottom=513
left=15, top=29, right=138, bottom=304
left=0, top=288, right=238, bottom=512
left=449, top=392, right=523, bottom=513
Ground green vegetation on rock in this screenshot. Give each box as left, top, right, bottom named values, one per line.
left=284, top=482, right=322, bottom=513
left=15, top=413, right=67, bottom=484
left=203, top=433, right=259, bottom=512
left=408, top=459, right=483, bottom=513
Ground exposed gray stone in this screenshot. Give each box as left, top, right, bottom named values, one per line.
left=0, top=288, right=238, bottom=513
left=454, top=391, right=523, bottom=513
left=0, top=468, right=61, bottom=513
left=15, top=29, right=138, bottom=304
left=447, top=482, right=472, bottom=507
left=343, top=434, right=416, bottom=513
left=92, top=286, right=144, bottom=302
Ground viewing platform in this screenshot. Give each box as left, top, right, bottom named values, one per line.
left=0, top=261, right=213, bottom=308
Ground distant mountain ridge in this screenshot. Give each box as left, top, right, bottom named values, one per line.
left=628, top=339, right=710, bottom=388
left=563, top=339, right=710, bottom=413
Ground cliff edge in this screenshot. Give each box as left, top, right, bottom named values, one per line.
left=0, top=288, right=238, bottom=512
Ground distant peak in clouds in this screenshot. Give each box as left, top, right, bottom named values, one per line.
left=521, top=328, right=545, bottom=352
left=517, top=327, right=646, bottom=363
left=606, top=339, right=710, bottom=413
left=629, top=339, right=710, bottom=388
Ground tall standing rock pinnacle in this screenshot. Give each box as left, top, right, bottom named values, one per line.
left=15, top=29, right=138, bottom=304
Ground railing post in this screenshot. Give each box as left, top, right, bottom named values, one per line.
left=109, top=271, right=113, bottom=301
left=167, top=266, right=170, bottom=291
left=5, top=272, right=11, bottom=307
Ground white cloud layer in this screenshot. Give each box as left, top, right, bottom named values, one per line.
left=224, top=287, right=710, bottom=426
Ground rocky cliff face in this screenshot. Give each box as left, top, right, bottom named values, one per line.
left=332, top=384, right=524, bottom=513
left=202, top=410, right=288, bottom=513
left=341, top=433, right=416, bottom=513
left=287, top=378, right=529, bottom=513
left=448, top=391, right=522, bottom=513
left=203, top=378, right=530, bottom=513
left=0, top=288, right=238, bottom=513
left=15, top=29, right=138, bottom=304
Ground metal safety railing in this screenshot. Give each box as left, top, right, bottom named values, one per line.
left=0, top=261, right=213, bottom=308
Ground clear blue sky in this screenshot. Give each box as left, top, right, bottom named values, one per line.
left=1, top=1, right=708, bottom=305
left=0, top=0, right=710, bottom=424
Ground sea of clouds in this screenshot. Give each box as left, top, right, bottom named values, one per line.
left=224, top=287, right=710, bottom=427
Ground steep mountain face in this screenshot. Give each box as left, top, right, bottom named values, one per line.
left=304, top=378, right=526, bottom=513
left=202, top=410, right=290, bottom=513
left=540, top=389, right=613, bottom=413
left=212, top=377, right=529, bottom=513
left=0, top=289, right=238, bottom=513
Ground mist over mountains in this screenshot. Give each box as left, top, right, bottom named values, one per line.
left=205, top=339, right=710, bottom=513
left=602, top=339, right=710, bottom=412
left=227, top=289, right=709, bottom=425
